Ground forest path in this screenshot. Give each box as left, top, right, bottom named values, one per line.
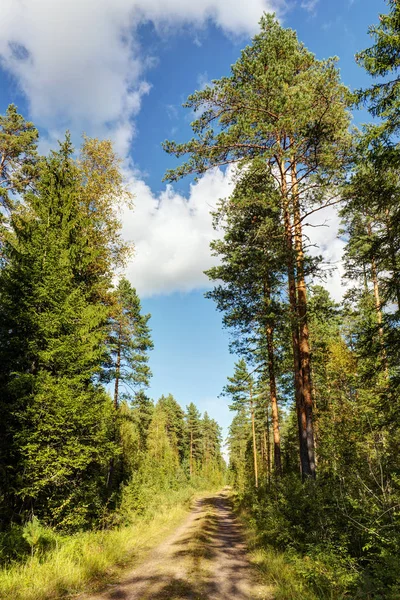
left=83, top=489, right=273, bottom=600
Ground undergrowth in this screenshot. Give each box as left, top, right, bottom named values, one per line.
left=233, top=485, right=400, bottom=600
left=0, top=485, right=208, bottom=600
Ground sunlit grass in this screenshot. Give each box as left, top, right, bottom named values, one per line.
left=250, top=547, right=318, bottom=600
left=0, top=487, right=202, bottom=600
left=237, top=499, right=356, bottom=600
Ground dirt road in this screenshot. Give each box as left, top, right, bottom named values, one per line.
left=84, top=490, right=273, bottom=600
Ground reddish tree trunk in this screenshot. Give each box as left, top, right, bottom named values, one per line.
left=291, top=161, right=316, bottom=479
left=280, top=157, right=310, bottom=478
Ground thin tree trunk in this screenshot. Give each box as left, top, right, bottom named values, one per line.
left=263, top=281, right=282, bottom=475
left=371, top=255, right=388, bottom=375
left=368, top=224, right=388, bottom=376
left=384, top=209, right=400, bottom=311
left=291, top=160, right=316, bottom=479
left=190, top=429, right=193, bottom=478
left=265, top=408, right=271, bottom=487
left=250, top=381, right=258, bottom=489
left=113, top=322, right=122, bottom=410
left=280, top=156, right=310, bottom=478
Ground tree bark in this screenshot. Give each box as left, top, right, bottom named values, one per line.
left=264, top=409, right=271, bottom=487
left=250, top=381, right=258, bottom=489
left=280, top=156, right=310, bottom=478
left=113, top=322, right=122, bottom=410
left=263, top=281, right=282, bottom=476
left=368, top=224, right=388, bottom=377
left=291, top=160, right=316, bottom=479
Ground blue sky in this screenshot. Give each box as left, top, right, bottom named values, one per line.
left=0, top=0, right=387, bottom=441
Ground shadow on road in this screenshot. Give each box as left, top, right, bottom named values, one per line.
left=85, top=491, right=269, bottom=600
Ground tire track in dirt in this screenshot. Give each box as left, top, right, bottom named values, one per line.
left=83, top=489, right=273, bottom=600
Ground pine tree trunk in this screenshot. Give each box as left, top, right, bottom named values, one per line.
left=190, top=429, right=193, bottom=478
left=371, top=255, right=388, bottom=375
left=368, top=224, right=388, bottom=376
left=113, top=322, right=122, bottom=410
left=291, top=161, right=316, bottom=479
left=280, top=157, right=310, bottom=478
left=264, top=282, right=282, bottom=475
left=264, top=410, right=271, bottom=487
left=250, top=383, right=258, bottom=489
left=384, top=209, right=400, bottom=311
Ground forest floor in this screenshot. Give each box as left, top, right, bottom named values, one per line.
left=81, top=489, right=274, bottom=600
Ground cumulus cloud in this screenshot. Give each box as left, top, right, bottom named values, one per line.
left=122, top=167, right=235, bottom=297
left=0, top=0, right=284, bottom=155
left=304, top=204, right=346, bottom=302
left=120, top=165, right=346, bottom=300
left=0, top=0, right=345, bottom=301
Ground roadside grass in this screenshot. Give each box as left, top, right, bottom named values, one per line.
left=233, top=497, right=352, bottom=600
left=0, top=486, right=205, bottom=600
left=249, top=546, right=319, bottom=600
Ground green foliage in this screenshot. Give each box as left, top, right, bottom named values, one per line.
left=0, top=104, right=38, bottom=212
left=356, top=0, right=400, bottom=139
left=0, top=137, right=119, bottom=529
left=0, top=487, right=200, bottom=600
left=3, top=5, right=400, bottom=599
left=104, top=277, right=153, bottom=407
left=164, top=13, right=351, bottom=183
left=22, top=517, right=58, bottom=557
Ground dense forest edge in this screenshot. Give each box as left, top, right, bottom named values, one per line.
left=0, top=121, right=225, bottom=598
left=1, top=1, right=400, bottom=599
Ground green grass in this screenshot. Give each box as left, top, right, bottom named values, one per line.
left=250, top=547, right=319, bottom=600
left=234, top=499, right=357, bottom=600
left=0, top=486, right=205, bottom=600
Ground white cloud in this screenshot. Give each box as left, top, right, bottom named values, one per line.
left=304, top=204, right=346, bottom=302
left=0, top=0, right=284, bottom=156
left=197, top=71, right=212, bottom=90
left=122, top=167, right=235, bottom=297
left=121, top=167, right=347, bottom=301
left=301, top=0, right=319, bottom=14
left=3, top=0, right=346, bottom=302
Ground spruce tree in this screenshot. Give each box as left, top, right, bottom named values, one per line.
left=206, top=165, right=284, bottom=476
left=0, top=138, right=117, bottom=528
left=227, top=409, right=251, bottom=492
left=356, top=0, right=400, bottom=139
left=157, top=394, right=186, bottom=461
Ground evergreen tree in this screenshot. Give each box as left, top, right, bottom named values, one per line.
left=0, top=104, right=38, bottom=213
left=223, top=360, right=259, bottom=488
left=0, top=138, right=116, bottom=528
left=206, top=165, right=284, bottom=476
left=144, top=401, right=180, bottom=489
left=164, top=14, right=352, bottom=478
left=158, top=394, right=186, bottom=461
left=356, top=0, right=400, bottom=139
left=185, top=402, right=202, bottom=477
left=201, top=412, right=222, bottom=466
left=105, top=278, right=153, bottom=409
left=131, top=391, right=154, bottom=452
left=227, top=409, right=251, bottom=492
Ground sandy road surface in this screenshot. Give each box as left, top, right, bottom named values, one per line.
left=83, top=490, right=273, bottom=600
